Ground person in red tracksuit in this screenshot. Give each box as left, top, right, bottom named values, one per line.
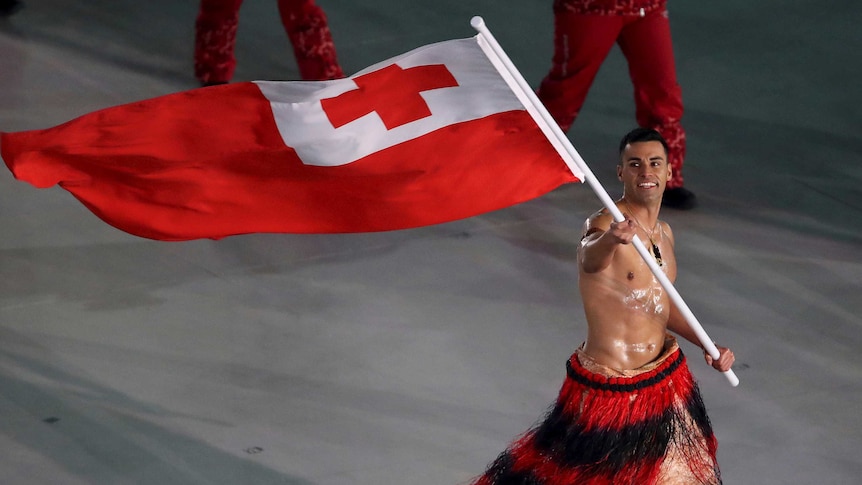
left=537, top=0, right=697, bottom=209
left=194, top=0, right=344, bottom=85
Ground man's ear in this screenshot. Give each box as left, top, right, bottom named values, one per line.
left=617, top=165, right=623, bottom=180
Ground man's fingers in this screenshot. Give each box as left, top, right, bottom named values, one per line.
left=714, top=349, right=735, bottom=372
left=705, top=347, right=735, bottom=372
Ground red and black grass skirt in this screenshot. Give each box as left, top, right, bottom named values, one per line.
left=471, top=337, right=721, bottom=485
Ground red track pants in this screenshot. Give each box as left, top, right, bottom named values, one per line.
left=537, top=9, right=687, bottom=188
left=194, top=0, right=344, bottom=83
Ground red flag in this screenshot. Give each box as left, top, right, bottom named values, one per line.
left=1, top=36, right=581, bottom=241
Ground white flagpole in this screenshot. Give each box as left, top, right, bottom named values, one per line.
left=471, top=16, right=739, bottom=387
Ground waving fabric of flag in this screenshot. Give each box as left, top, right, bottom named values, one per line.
left=0, top=36, right=581, bottom=241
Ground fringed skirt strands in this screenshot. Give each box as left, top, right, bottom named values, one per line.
left=472, top=336, right=721, bottom=485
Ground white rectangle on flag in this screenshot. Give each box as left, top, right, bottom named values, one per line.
left=255, top=36, right=527, bottom=167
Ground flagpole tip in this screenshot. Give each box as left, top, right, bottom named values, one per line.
left=470, top=16, right=485, bottom=30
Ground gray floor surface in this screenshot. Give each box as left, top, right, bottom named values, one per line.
left=1, top=1, right=861, bottom=484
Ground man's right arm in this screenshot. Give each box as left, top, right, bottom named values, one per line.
left=579, top=213, right=637, bottom=273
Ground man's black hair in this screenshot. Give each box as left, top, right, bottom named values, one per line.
left=618, top=127, right=669, bottom=159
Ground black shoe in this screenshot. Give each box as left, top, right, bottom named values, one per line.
left=0, top=0, right=22, bottom=17
left=201, top=80, right=228, bottom=87
left=662, top=187, right=698, bottom=210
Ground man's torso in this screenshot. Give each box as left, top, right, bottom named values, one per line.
left=579, top=220, right=676, bottom=370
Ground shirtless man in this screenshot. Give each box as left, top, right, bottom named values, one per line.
left=579, top=127, right=734, bottom=372
left=473, top=128, right=735, bottom=484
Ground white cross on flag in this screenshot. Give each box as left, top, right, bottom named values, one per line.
left=1, top=36, right=582, bottom=241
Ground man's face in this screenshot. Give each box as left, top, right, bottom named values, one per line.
left=617, top=140, right=672, bottom=203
